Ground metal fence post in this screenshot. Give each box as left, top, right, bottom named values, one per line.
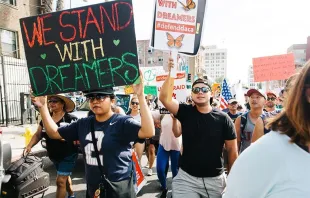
left=1, top=55, right=9, bottom=126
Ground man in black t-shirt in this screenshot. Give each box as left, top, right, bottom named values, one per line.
left=159, top=58, right=238, bottom=198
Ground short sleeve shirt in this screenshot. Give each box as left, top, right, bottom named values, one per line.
left=227, top=112, right=242, bottom=123
left=58, top=114, right=141, bottom=197
left=40, top=113, right=78, bottom=161
left=176, top=104, right=236, bottom=177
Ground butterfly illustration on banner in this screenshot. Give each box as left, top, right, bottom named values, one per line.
left=166, top=32, right=185, bottom=48
left=177, top=0, right=196, bottom=11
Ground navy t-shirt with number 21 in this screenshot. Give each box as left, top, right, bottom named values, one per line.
left=58, top=114, right=141, bottom=197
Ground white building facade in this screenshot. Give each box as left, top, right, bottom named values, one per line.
left=204, top=45, right=227, bottom=81
left=248, top=65, right=260, bottom=89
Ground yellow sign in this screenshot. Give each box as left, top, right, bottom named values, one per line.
left=125, top=85, right=134, bottom=95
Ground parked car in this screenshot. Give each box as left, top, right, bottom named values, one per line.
left=0, top=128, right=12, bottom=191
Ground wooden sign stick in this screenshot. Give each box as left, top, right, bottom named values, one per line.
left=167, top=50, right=178, bottom=102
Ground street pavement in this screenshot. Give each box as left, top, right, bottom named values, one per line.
left=36, top=155, right=173, bottom=198
left=2, top=124, right=43, bottom=161
left=2, top=124, right=173, bottom=198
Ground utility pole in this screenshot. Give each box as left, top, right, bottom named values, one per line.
left=189, top=56, right=195, bottom=84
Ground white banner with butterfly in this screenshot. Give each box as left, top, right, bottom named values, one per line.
left=151, top=0, right=200, bottom=54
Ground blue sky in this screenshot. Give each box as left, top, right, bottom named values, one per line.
left=65, top=0, right=310, bottom=83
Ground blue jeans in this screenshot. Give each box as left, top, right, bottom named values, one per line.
left=156, top=144, right=180, bottom=189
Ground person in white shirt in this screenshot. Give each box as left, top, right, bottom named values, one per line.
left=152, top=111, right=182, bottom=198
left=223, top=62, right=310, bottom=198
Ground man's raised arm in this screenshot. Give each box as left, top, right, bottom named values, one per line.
left=159, top=58, right=179, bottom=115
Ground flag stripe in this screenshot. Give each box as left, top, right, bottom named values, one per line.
left=220, top=79, right=232, bottom=110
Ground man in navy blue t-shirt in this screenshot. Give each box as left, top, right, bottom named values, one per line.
left=31, top=77, right=155, bottom=198
left=226, top=99, right=242, bottom=123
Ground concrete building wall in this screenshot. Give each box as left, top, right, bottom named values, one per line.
left=0, top=0, right=40, bottom=59
left=204, top=46, right=227, bottom=80
left=287, top=44, right=307, bottom=66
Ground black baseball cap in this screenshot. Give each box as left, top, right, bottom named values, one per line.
left=192, top=78, right=211, bottom=89
left=83, top=87, right=115, bottom=96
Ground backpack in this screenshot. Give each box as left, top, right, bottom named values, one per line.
left=2, top=154, right=50, bottom=198
left=240, top=112, right=269, bottom=141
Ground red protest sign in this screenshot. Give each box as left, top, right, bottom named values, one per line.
left=132, top=151, right=146, bottom=194
left=252, top=53, right=295, bottom=82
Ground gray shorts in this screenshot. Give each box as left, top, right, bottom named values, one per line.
left=172, top=168, right=226, bottom=198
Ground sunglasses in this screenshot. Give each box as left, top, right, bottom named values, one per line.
left=87, top=94, right=109, bottom=102
left=48, top=99, right=61, bottom=104
left=192, top=87, right=210, bottom=94
left=267, top=97, right=276, bottom=101
left=131, top=102, right=139, bottom=105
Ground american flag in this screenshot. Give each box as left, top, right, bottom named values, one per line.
left=220, top=79, right=232, bottom=110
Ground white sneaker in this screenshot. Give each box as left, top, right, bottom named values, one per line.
left=147, top=168, right=153, bottom=176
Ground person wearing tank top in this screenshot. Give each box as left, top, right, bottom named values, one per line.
left=235, top=89, right=265, bottom=153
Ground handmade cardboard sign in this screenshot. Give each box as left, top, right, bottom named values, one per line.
left=132, top=151, right=146, bottom=194
left=144, top=86, right=157, bottom=96
left=20, top=0, right=139, bottom=96
left=150, top=0, right=207, bottom=55
left=252, top=53, right=295, bottom=82
left=140, top=66, right=165, bottom=85
left=156, top=72, right=187, bottom=114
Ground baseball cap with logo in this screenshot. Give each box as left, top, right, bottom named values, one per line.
left=266, top=91, right=277, bottom=98
left=228, top=98, right=238, bottom=104
left=247, top=89, right=266, bottom=99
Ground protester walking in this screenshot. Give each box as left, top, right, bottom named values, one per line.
left=31, top=74, right=155, bottom=198
left=153, top=111, right=182, bottom=198
left=25, top=94, right=78, bottom=198
left=159, top=58, right=238, bottom=198
left=223, top=62, right=310, bottom=198
left=226, top=99, right=242, bottom=122
left=234, top=89, right=265, bottom=153
left=252, top=91, right=281, bottom=142
left=130, top=96, right=144, bottom=161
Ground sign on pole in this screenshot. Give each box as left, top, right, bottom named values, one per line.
left=252, top=53, right=295, bottom=82
left=20, top=0, right=139, bottom=96
left=150, top=0, right=207, bottom=55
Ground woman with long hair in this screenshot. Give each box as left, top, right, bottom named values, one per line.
left=223, top=62, right=310, bottom=197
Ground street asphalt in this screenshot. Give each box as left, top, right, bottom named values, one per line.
left=35, top=155, right=173, bottom=198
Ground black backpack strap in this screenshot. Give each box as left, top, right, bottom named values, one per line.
left=90, top=117, right=108, bottom=186
left=240, top=112, right=248, bottom=139
left=239, top=112, right=248, bottom=152
left=260, top=112, right=271, bottom=134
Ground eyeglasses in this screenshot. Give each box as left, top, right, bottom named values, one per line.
left=192, top=87, right=210, bottom=94
left=267, top=97, right=276, bottom=101
left=131, top=102, right=139, bottom=105
left=87, top=94, right=109, bottom=102
left=48, top=100, right=60, bottom=104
